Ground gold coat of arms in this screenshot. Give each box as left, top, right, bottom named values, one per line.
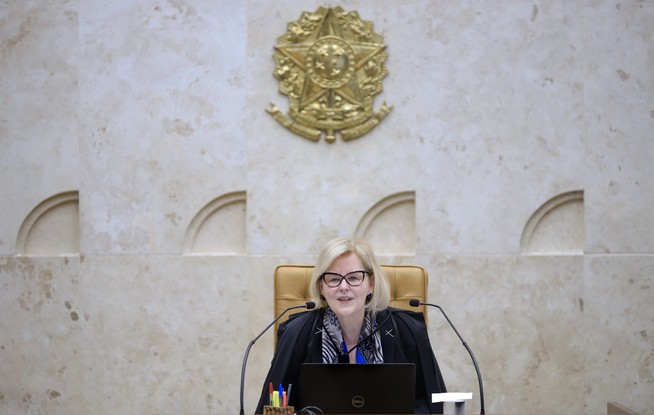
left=267, top=7, right=392, bottom=143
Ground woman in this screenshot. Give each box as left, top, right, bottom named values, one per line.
left=255, top=238, right=446, bottom=414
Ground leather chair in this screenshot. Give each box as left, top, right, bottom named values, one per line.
left=273, top=264, right=428, bottom=344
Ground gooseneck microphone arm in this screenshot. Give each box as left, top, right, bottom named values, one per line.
left=410, top=299, right=485, bottom=415
left=239, top=301, right=316, bottom=415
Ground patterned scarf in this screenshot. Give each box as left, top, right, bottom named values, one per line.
left=321, top=307, right=384, bottom=364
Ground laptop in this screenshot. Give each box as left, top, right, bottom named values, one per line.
left=298, top=363, right=416, bottom=414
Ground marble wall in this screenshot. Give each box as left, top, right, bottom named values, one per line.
left=1, top=1, right=653, bottom=414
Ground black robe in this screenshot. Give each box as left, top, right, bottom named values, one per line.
left=255, top=307, right=447, bottom=414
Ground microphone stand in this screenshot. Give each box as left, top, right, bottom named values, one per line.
left=239, top=302, right=315, bottom=415
left=411, top=300, right=485, bottom=414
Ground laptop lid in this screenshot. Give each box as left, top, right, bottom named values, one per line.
left=298, top=363, right=416, bottom=414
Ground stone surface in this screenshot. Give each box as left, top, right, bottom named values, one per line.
left=1, top=1, right=652, bottom=414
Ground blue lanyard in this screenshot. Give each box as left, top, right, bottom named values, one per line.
left=342, top=341, right=366, bottom=364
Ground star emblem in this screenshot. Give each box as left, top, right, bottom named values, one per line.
left=267, top=7, right=392, bottom=143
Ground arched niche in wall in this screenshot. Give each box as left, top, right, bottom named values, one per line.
left=520, top=190, right=584, bottom=255
left=16, top=191, right=80, bottom=256
left=183, top=191, right=247, bottom=255
left=354, top=191, right=416, bottom=254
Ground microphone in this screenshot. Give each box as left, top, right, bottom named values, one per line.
left=239, top=301, right=316, bottom=415
left=410, top=299, right=485, bottom=415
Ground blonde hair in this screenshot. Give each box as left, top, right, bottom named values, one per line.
left=309, top=238, right=390, bottom=314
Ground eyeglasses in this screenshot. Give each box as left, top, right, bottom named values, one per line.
left=321, top=270, right=369, bottom=287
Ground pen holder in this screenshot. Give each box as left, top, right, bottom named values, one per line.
left=263, top=405, right=294, bottom=415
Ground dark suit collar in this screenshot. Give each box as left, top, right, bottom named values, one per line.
left=377, top=308, right=397, bottom=359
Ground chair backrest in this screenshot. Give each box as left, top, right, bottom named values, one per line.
left=273, top=264, right=428, bottom=344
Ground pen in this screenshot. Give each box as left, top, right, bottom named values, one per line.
left=279, top=384, right=284, bottom=407
left=269, top=382, right=273, bottom=406
left=286, top=384, right=292, bottom=406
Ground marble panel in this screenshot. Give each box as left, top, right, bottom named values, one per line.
left=583, top=255, right=654, bottom=415
left=0, top=254, right=270, bottom=414
left=583, top=0, right=654, bottom=254
left=245, top=2, right=425, bottom=255
left=410, top=1, right=586, bottom=255
left=77, top=0, right=248, bottom=255
left=0, top=256, right=86, bottom=414
left=0, top=1, right=80, bottom=255
left=409, top=254, right=587, bottom=414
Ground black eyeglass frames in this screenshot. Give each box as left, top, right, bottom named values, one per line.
left=321, top=270, right=369, bottom=287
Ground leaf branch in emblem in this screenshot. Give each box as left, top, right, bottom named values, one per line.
left=361, top=53, right=388, bottom=97
left=336, top=11, right=375, bottom=42
left=273, top=56, right=303, bottom=99
left=282, top=12, right=322, bottom=43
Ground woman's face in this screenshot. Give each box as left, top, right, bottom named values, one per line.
left=320, top=252, right=373, bottom=321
